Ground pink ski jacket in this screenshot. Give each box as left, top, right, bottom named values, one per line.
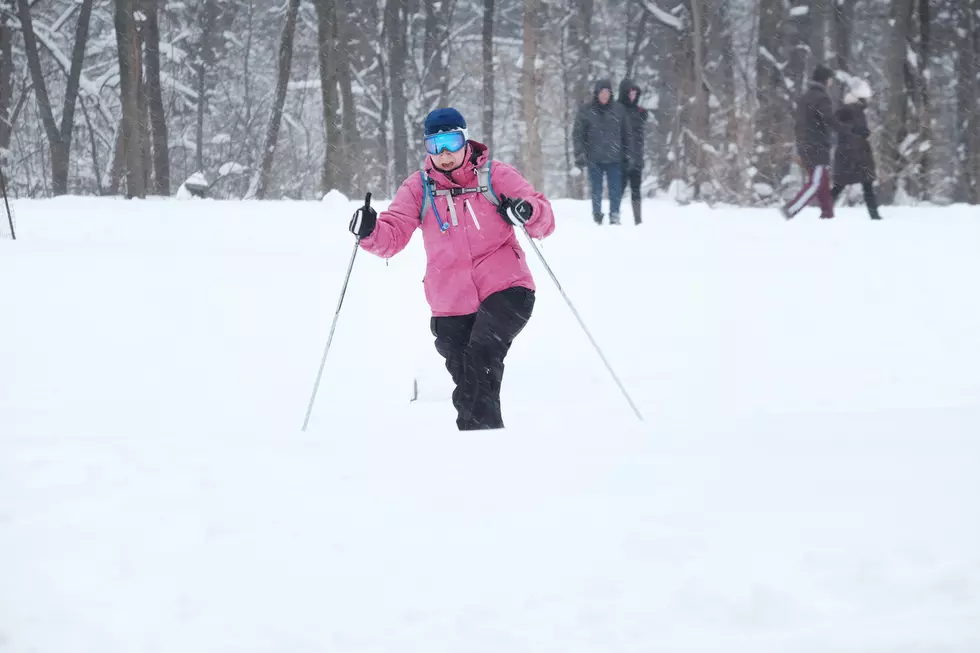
left=359, top=141, right=556, bottom=317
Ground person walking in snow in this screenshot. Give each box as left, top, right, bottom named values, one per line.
left=831, top=81, right=882, bottom=220
left=348, top=108, right=556, bottom=431
left=617, top=78, right=648, bottom=225
left=782, top=64, right=844, bottom=220
left=573, top=79, right=628, bottom=225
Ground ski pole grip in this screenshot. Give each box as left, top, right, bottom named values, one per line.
left=364, top=192, right=371, bottom=209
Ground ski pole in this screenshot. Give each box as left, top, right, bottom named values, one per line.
left=520, top=226, right=643, bottom=422
left=0, top=164, right=15, bottom=240
left=301, top=193, right=369, bottom=431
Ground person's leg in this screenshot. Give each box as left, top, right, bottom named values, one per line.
left=831, top=183, right=845, bottom=202
left=588, top=163, right=604, bottom=223
left=862, top=181, right=882, bottom=219
left=629, top=169, right=642, bottom=224
left=431, top=313, right=477, bottom=427
left=606, top=163, right=624, bottom=224
left=782, top=165, right=825, bottom=219
left=816, top=165, right=834, bottom=218
left=458, top=287, right=535, bottom=430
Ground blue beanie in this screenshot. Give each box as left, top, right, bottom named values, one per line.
left=424, top=107, right=467, bottom=136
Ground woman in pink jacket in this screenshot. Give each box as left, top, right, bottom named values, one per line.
left=348, top=107, right=556, bottom=431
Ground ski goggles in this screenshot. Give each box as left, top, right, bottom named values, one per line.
left=424, top=129, right=467, bottom=155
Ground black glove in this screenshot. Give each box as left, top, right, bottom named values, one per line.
left=349, top=192, right=376, bottom=238
left=497, top=194, right=533, bottom=226
left=574, top=155, right=587, bottom=169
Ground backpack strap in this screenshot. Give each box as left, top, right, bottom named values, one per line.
left=419, top=170, right=431, bottom=222
left=477, top=159, right=499, bottom=206
left=418, top=170, right=450, bottom=232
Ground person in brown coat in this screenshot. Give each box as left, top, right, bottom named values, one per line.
left=831, top=81, right=882, bottom=220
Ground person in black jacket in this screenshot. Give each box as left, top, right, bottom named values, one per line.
left=573, top=79, right=628, bottom=225
left=617, top=78, right=648, bottom=225
left=831, top=82, right=882, bottom=220
left=782, top=64, right=842, bottom=220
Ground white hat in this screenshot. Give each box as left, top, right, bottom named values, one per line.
left=844, top=92, right=858, bottom=105
left=849, top=79, right=872, bottom=100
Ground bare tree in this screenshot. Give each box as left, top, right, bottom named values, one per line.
left=0, top=14, right=13, bottom=155
left=142, top=0, right=169, bottom=194
left=482, top=0, right=494, bottom=153
left=114, top=0, right=145, bottom=198
left=385, top=0, right=409, bottom=184
left=315, top=0, right=341, bottom=194
left=16, top=0, right=94, bottom=195
left=880, top=0, right=914, bottom=203
left=955, top=0, right=979, bottom=203
left=754, top=0, right=790, bottom=196
left=522, top=0, right=543, bottom=188
left=248, top=0, right=301, bottom=199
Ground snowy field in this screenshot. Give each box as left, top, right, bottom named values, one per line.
left=1, top=195, right=979, bottom=652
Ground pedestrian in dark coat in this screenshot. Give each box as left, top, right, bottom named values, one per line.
left=573, top=79, right=628, bottom=225
left=782, top=64, right=843, bottom=220
left=831, top=81, right=882, bottom=219
left=617, top=78, right=648, bottom=225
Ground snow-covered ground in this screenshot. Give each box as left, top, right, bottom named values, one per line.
left=2, top=195, right=979, bottom=652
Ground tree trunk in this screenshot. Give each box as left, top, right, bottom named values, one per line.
left=248, top=0, right=301, bottom=199
left=387, top=0, right=409, bottom=184
left=143, top=0, right=169, bottom=194
left=336, top=0, right=357, bottom=196
left=716, top=0, right=739, bottom=195
left=522, top=0, right=543, bottom=189
left=955, top=0, right=979, bottom=203
left=915, top=0, right=931, bottom=200
left=880, top=0, right=915, bottom=203
left=689, top=0, right=709, bottom=199
left=786, top=0, right=812, bottom=107
left=810, top=0, right=826, bottom=64
left=194, top=0, right=218, bottom=173
left=567, top=0, right=594, bottom=198
left=832, top=0, right=855, bottom=73
left=17, top=0, right=94, bottom=195
left=115, top=0, right=146, bottom=199
left=422, top=0, right=451, bottom=114
left=315, top=0, right=341, bottom=194
left=482, top=0, right=494, bottom=153
left=0, top=17, right=13, bottom=154
left=754, top=0, right=789, bottom=195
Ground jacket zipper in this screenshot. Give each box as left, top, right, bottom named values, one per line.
left=464, top=199, right=481, bottom=230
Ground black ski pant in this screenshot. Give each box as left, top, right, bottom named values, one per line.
left=621, top=168, right=642, bottom=224
left=831, top=181, right=881, bottom=219
left=430, top=286, right=535, bottom=431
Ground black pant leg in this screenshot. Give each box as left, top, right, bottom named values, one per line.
left=862, top=181, right=881, bottom=219
left=459, top=287, right=535, bottom=430
left=629, top=169, right=642, bottom=201
left=431, top=313, right=476, bottom=421
left=831, top=183, right=845, bottom=202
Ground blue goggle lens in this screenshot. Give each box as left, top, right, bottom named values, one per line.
left=424, top=131, right=466, bottom=155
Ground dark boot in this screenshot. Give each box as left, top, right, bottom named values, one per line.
left=632, top=199, right=642, bottom=225
left=593, top=212, right=604, bottom=225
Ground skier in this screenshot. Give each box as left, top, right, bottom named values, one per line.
left=782, top=64, right=844, bottom=220
left=348, top=107, right=556, bottom=431
left=573, top=79, right=628, bottom=225
left=831, top=81, right=881, bottom=220
left=618, top=78, right=648, bottom=225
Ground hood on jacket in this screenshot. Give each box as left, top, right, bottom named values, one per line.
left=593, top=79, right=614, bottom=104
left=618, top=78, right=642, bottom=107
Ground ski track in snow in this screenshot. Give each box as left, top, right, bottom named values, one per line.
left=1, top=196, right=979, bottom=652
